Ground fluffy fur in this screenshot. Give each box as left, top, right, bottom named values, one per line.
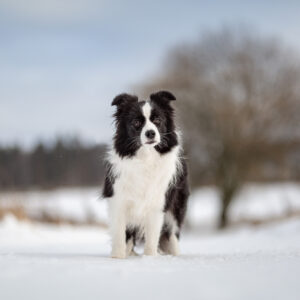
left=102, top=90, right=189, bottom=258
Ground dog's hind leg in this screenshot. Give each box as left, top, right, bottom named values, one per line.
left=126, top=238, right=138, bottom=256
left=126, top=227, right=138, bottom=256
left=159, top=233, right=179, bottom=256
left=159, top=215, right=180, bottom=256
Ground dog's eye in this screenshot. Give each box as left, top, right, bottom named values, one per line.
left=153, top=118, right=161, bottom=126
left=132, top=120, right=141, bottom=128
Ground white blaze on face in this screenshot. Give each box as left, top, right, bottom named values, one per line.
left=141, top=102, right=161, bottom=146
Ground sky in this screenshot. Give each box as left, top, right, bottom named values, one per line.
left=1, top=0, right=300, bottom=148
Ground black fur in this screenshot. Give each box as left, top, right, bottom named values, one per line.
left=112, top=98, right=145, bottom=158
left=126, top=227, right=138, bottom=243
left=150, top=90, right=176, bottom=103
left=111, top=91, right=178, bottom=158
left=102, top=162, right=115, bottom=198
left=111, top=93, right=138, bottom=107
left=151, top=95, right=178, bottom=154
left=163, top=158, right=189, bottom=237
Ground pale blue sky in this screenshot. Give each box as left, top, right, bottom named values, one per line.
left=1, top=0, right=300, bottom=147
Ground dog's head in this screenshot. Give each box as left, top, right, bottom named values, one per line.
left=112, top=91, right=178, bottom=157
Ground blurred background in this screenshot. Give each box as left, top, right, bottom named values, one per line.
left=1, top=0, right=300, bottom=232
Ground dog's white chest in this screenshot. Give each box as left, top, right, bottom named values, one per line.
left=109, top=146, right=180, bottom=221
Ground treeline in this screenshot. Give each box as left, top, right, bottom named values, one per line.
left=0, top=138, right=107, bottom=190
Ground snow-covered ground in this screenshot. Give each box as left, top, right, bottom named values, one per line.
left=0, top=215, right=300, bottom=300
left=0, top=183, right=300, bottom=300
left=1, top=182, right=300, bottom=228
left=188, top=182, right=300, bottom=228
left=0, top=187, right=108, bottom=225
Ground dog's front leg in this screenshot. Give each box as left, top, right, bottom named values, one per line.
left=144, top=210, right=163, bottom=256
left=110, top=207, right=126, bottom=259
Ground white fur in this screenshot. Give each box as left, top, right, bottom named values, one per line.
left=108, top=143, right=181, bottom=258
left=140, top=102, right=161, bottom=146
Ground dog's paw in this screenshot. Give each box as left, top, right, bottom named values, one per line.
left=111, top=252, right=126, bottom=259
left=111, top=249, right=126, bottom=259
left=128, top=249, right=139, bottom=257
left=144, top=248, right=158, bottom=256
left=131, top=250, right=139, bottom=256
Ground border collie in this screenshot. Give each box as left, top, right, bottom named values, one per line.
left=102, top=91, right=189, bottom=258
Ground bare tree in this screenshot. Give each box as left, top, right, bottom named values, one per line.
left=140, top=27, right=300, bottom=228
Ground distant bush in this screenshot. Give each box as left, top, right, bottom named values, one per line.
left=0, top=138, right=107, bottom=190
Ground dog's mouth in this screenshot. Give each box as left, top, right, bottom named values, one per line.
left=145, top=140, right=156, bottom=145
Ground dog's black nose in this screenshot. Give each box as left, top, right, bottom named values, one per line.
left=145, top=130, right=155, bottom=139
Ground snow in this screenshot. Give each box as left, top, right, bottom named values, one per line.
left=0, top=214, right=300, bottom=300
left=188, top=182, right=300, bottom=228
left=0, top=187, right=108, bottom=225
left=0, top=183, right=300, bottom=300
left=1, top=182, right=300, bottom=228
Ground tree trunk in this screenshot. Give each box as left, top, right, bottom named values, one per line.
left=218, top=197, right=230, bottom=229
left=218, top=186, right=237, bottom=229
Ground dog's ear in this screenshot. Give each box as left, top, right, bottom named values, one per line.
left=150, top=91, right=176, bottom=105
left=111, top=93, right=138, bottom=107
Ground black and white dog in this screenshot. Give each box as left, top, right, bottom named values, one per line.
left=102, top=91, right=189, bottom=258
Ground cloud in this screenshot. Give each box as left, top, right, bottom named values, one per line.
left=0, top=0, right=108, bottom=23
